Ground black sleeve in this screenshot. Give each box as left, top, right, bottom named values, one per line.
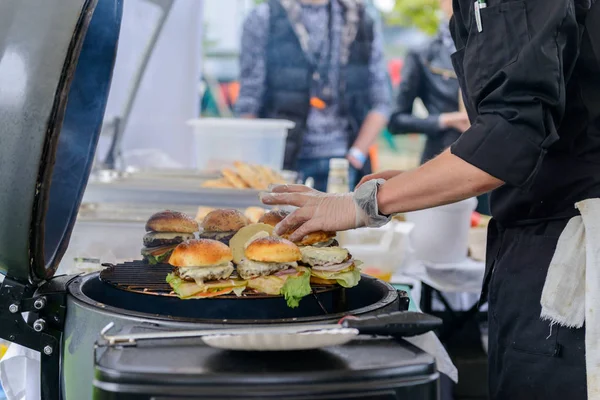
left=449, top=0, right=582, bottom=187
left=387, top=52, right=441, bottom=136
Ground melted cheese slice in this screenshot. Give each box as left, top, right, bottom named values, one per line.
left=237, top=259, right=298, bottom=280
left=178, top=262, right=234, bottom=286
left=300, top=246, right=348, bottom=267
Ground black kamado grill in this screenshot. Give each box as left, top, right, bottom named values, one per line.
left=0, top=1, right=441, bottom=399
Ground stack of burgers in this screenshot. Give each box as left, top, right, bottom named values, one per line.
left=166, top=239, right=246, bottom=298
left=152, top=208, right=360, bottom=308
left=141, top=210, right=198, bottom=264
left=259, top=210, right=361, bottom=288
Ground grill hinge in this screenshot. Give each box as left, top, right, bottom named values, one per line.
left=0, top=275, right=72, bottom=400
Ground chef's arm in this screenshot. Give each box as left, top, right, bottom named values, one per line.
left=377, top=149, right=503, bottom=215
left=447, top=0, right=580, bottom=187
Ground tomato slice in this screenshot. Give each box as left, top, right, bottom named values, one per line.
left=185, top=287, right=235, bottom=298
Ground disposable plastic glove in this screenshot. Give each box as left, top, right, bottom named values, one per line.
left=260, top=181, right=390, bottom=242
left=356, top=170, right=403, bottom=189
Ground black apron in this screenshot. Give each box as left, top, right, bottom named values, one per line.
left=480, top=2, right=600, bottom=399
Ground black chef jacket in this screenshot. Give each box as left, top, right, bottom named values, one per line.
left=449, top=0, right=600, bottom=225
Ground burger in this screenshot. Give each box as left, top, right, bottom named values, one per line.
left=199, top=209, right=250, bottom=245
left=259, top=209, right=338, bottom=248
left=237, top=236, right=311, bottom=307
left=259, top=210, right=360, bottom=288
left=142, top=210, right=198, bottom=264
left=299, top=245, right=361, bottom=288
left=166, top=239, right=246, bottom=298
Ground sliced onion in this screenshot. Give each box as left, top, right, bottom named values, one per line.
left=312, top=260, right=354, bottom=272
left=275, top=268, right=298, bottom=276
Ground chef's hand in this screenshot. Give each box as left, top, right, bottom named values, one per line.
left=260, top=185, right=367, bottom=241
left=439, top=112, right=470, bottom=133
left=356, top=170, right=403, bottom=189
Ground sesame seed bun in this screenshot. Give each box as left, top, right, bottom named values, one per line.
left=244, top=237, right=301, bottom=263
left=201, top=209, right=250, bottom=232
left=169, top=239, right=233, bottom=267
left=145, top=210, right=199, bottom=233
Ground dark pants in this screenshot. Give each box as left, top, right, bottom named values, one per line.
left=484, top=219, right=586, bottom=399
left=296, top=157, right=360, bottom=192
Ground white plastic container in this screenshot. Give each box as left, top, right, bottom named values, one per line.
left=188, top=118, right=295, bottom=170
left=405, top=197, right=478, bottom=264
left=337, top=221, right=414, bottom=281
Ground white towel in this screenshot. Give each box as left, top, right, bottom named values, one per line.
left=541, top=198, right=600, bottom=399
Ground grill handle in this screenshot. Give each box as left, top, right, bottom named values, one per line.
left=342, top=311, right=442, bottom=337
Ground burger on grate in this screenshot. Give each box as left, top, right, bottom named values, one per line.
left=166, top=239, right=246, bottom=298
left=259, top=209, right=360, bottom=288
left=237, top=236, right=311, bottom=308
left=198, top=209, right=249, bottom=245
left=142, top=210, right=198, bottom=264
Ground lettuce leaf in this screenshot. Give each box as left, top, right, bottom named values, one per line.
left=166, top=272, right=202, bottom=298
left=332, top=268, right=361, bottom=288
left=145, top=249, right=173, bottom=265
left=281, top=267, right=311, bottom=308
left=310, top=267, right=362, bottom=288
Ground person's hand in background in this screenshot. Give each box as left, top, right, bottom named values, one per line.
left=356, top=170, right=403, bottom=188
left=439, top=112, right=470, bottom=132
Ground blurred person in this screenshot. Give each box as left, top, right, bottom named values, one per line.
left=387, top=0, right=489, bottom=213
left=235, top=0, right=391, bottom=191
left=388, top=0, right=467, bottom=164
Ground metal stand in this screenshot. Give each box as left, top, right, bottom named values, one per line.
left=420, top=283, right=487, bottom=341
left=0, top=276, right=71, bottom=400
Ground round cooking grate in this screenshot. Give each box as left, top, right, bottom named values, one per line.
left=99, top=261, right=339, bottom=299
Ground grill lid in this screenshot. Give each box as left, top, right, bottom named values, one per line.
left=0, top=0, right=122, bottom=284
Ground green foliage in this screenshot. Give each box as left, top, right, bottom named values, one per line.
left=383, top=0, right=440, bottom=36
left=249, top=0, right=439, bottom=36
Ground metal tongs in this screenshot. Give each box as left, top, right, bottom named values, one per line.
left=98, top=311, right=442, bottom=347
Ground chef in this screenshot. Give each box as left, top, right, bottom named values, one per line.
left=262, top=0, right=600, bottom=398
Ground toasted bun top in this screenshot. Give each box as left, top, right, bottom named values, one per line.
left=258, top=209, right=290, bottom=227
left=244, top=237, right=301, bottom=263
left=169, top=239, right=233, bottom=267
left=145, top=210, right=199, bottom=233
left=280, top=230, right=336, bottom=246
left=201, top=209, right=250, bottom=232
